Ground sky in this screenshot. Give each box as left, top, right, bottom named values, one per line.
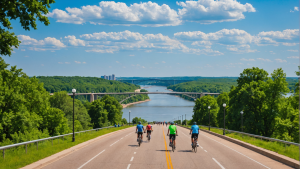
left=3, top=0, right=299, bottom=77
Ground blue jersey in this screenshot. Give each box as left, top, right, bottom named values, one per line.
left=191, top=125, right=199, bottom=134
left=136, top=124, right=144, bottom=132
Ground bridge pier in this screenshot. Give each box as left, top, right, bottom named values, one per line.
left=90, top=94, right=94, bottom=103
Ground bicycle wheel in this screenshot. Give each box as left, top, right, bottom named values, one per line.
left=172, top=144, right=175, bottom=152
left=194, top=144, right=197, bottom=153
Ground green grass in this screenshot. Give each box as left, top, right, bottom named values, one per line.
left=180, top=125, right=299, bottom=160
left=0, top=126, right=133, bottom=169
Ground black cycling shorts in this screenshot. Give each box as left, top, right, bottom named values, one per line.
left=191, top=133, right=199, bottom=139
left=169, top=134, right=176, bottom=140
left=147, top=130, right=151, bottom=134
left=138, top=132, right=143, bottom=137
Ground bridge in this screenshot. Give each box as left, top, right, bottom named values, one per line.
left=117, top=78, right=195, bottom=85
left=50, top=92, right=220, bottom=103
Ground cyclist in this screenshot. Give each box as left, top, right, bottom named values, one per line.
left=167, top=122, right=178, bottom=148
left=136, top=122, right=144, bottom=142
left=144, top=122, right=153, bottom=139
left=190, top=122, right=200, bottom=147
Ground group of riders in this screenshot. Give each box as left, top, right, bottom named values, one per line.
left=135, top=121, right=200, bottom=149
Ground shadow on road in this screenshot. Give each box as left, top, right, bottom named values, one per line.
left=156, top=150, right=172, bottom=152
left=128, top=145, right=139, bottom=147
left=177, top=150, right=193, bottom=152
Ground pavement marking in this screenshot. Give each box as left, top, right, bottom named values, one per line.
left=77, top=150, right=105, bottom=169
left=212, top=158, right=225, bottom=169
left=127, top=164, right=131, bottom=169
left=130, top=157, right=134, bottom=161
left=204, top=150, right=207, bottom=152
left=134, top=152, right=136, bottom=154
left=162, top=126, right=173, bottom=169
left=110, top=140, right=120, bottom=146
left=201, top=134, right=270, bottom=169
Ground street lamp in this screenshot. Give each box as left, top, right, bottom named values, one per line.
left=223, top=103, right=226, bottom=135
left=129, top=110, right=131, bottom=126
left=72, top=88, right=76, bottom=142
left=240, top=111, right=244, bottom=132
left=208, top=106, right=211, bottom=131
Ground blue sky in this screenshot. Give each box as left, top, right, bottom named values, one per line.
left=4, top=0, right=299, bottom=77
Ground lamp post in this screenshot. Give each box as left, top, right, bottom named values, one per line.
left=185, top=114, right=186, bottom=126
left=72, top=88, right=76, bottom=142
left=223, top=103, right=226, bottom=135
left=208, top=106, right=211, bottom=131
left=129, top=110, right=131, bottom=126
left=240, top=111, right=244, bottom=132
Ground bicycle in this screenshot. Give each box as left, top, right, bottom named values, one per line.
left=147, top=133, right=151, bottom=141
left=137, top=132, right=142, bottom=147
left=190, top=133, right=197, bottom=153
left=167, top=134, right=177, bottom=152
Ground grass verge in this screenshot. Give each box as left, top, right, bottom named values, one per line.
left=0, top=125, right=133, bottom=169
left=180, top=125, right=299, bottom=160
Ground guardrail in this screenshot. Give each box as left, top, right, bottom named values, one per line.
left=0, top=125, right=126, bottom=158
left=181, top=124, right=300, bottom=147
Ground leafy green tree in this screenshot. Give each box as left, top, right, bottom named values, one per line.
left=192, top=95, right=218, bottom=126
left=0, top=58, right=68, bottom=143
left=216, top=92, right=229, bottom=128
left=0, top=0, right=55, bottom=56
left=88, top=100, right=108, bottom=128
left=132, top=117, right=147, bottom=124
left=227, top=67, right=289, bottom=137
left=100, top=95, right=123, bottom=125
left=49, top=91, right=91, bottom=131
left=121, top=118, right=128, bottom=124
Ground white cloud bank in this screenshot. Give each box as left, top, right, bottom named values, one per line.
left=18, top=35, right=65, bottom=51
left=290, top=6, right=299, bottom=12
left=47, top=0, right=255, bottom=26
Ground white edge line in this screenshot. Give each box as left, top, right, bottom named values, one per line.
left=201, top=134, right=270, bottom=169
left=127, top=164, right=131, bottom=169
left=130, top=157, right=134, bottom=161
left=204, top=150, right=207, bottom=152
left=212, top=158, right=225, bottom=169
left=77, top=150, right=105, bottom=169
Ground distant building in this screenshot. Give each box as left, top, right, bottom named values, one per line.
left=109, top=75, right=112, bottom=80
left=112, top=74, right=115, bottom=80
left=101, top=74, right=115, bottom=80
left=101, top=76, right=104, bottom=79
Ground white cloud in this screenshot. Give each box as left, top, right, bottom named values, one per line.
left=287, top=56, right=299, bottom=59
left=47, top=1, right=181, bottom=27
left=47, top=0, right=255, bottom=27
left=74, top=61, right=81, bottom=64
left=142, top=66, right=146, bottom=68
left=24, top=55, right=29, bottom=57
left=65, top=35, right=85, bottom=46
left=162, top=61, right=166, bottom=63
left=290, top=6, right=299, bottom=12
left=21, top=49, right=26, bottom=51
left=41, top=64, right=44, bottom=66
left=123, top=66, right=126, bottom=68
left=18, top=35, right=66, bottom=50
left=177, top=0, right=255, bottom=24
left=269, top=51, right=275, bottom=54
left=275, top=59, right=287, bottom=62
left=257, top=58, right=272, bottom=62
left=240, top=58, right=255, bottom=61
left=65, top=62, right=70, bottom=64
left=116, top=61, right=120, bottom=63
left=129, top=54, right=135, bottom=56
left=82, top=62, right=86, bottom=64
left=282, top=43, right=298, bottom=46
left=288, top=49, right=298, bottom=52
left=58, top=62, right=63, bottom=64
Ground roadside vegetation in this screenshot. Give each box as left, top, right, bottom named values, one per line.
left=0, top=126, right=133, bottom=169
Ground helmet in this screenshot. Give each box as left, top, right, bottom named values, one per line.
left=148, top=122, right=150, bottom=124
left=193, top=122, right=197, bottom=125
left=171, top=122, right=174, bottom=125
left=139, top=121, right=141, bottom=124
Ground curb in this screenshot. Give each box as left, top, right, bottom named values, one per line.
left=21, top=126, right=135, bottom=169
left=179, top=125, right=299, bottom=168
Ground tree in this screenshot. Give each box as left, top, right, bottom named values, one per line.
left=216, top=92, right=229, bottom=128
left=88, top=100, right=108, bottom=128
left=0, top=0, right=55, bottom=56
left=121, top=118, right=127, bottom=124
left=0, top=58, right=69, bottom=143
left=100, top=95, right=123, bottom=125
left=132, top=117, right=147, bottom=124
left=49, top=91, right=91, bottom=131
left=192, top=95, right=218, bottom=126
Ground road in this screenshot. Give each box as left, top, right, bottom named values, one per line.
left=42, top=125, right=293, bottom=169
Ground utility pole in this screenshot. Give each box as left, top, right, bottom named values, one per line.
left=185, top=114, right=186, bottom=126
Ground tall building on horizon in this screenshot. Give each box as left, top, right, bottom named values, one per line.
left=101, top=74, right=115, bottom=80
left=112, top=74, right=115, bottom=80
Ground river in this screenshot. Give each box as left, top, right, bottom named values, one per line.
left=122, top=85, right=195, bottom=122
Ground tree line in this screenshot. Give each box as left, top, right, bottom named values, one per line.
left=187, top=67, right=299, bottom=143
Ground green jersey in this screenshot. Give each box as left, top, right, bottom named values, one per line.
left=169, top=125, right=177, bottom=134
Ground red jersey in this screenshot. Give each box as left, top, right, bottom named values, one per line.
left=146, top=125, right=152, bottom=131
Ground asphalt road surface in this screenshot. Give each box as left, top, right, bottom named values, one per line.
left=42, top=125, right=293, bottom=169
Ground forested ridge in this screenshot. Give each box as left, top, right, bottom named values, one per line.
left=187, top=67, right=299, bottom=143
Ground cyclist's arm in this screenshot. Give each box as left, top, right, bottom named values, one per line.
left=167, top=129, right=170, bottom=135
left=136, top=127, right=138, bottom=132
left=176, top=129, right=178, bottom=135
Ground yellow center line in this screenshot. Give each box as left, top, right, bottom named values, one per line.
left=162, top=126, right=174, bottom=169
